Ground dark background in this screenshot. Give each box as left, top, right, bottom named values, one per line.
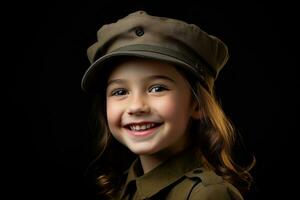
left=7, top=1, right=298, bottom=199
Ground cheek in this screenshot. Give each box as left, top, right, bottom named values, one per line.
left=106, top=101, right=124, bottom=144
left=106, top=100, right=121, bottom=129
left=154, top=94, right=191, bottom=121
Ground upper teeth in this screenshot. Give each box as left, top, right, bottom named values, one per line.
left=130, top=123, right=155, bottom=131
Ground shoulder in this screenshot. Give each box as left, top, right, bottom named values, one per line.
left=185, top=168, right=244, bottom=200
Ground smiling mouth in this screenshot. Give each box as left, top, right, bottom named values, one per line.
left=124, top=122, right=163, bottom=132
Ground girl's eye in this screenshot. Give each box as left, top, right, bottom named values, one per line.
left=111, top=88, right=128, bottom=96
left=149, top=85, right=169, bottom=93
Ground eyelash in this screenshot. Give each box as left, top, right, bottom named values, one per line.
left=109, top=84, right=169, bottom=96
left=111, top=88, right=128, bottom=96
left=148, top=84, right=169, bottom=93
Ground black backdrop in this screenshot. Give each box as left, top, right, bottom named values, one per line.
left=7, top=1, right=298, bottom=199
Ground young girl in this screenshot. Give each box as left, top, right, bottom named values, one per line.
left=81, top=10, right=254, bottom=200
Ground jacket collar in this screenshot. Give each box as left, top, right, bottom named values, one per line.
left=119, top=147, right=202, bottom=199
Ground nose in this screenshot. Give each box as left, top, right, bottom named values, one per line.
left=127, top=93, right=150, bottom=115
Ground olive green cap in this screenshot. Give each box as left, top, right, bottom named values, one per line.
left=81, top=10, right=229, bottom=94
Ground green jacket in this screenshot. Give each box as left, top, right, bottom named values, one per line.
left=113, top=148, right=243, bottom=200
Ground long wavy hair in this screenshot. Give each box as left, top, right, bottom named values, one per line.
left=85, top=61, right=255, bottom=199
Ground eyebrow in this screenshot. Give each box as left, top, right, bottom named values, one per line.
left=107, top=75, right=176, bottom=86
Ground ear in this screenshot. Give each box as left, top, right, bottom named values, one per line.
left=191, top=101, right=203, bottom=120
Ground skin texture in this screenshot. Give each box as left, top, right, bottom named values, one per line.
left=106, top=58, right=199, bottom=173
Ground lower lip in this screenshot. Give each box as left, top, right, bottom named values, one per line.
left=125, top=125, right=161, bottom=137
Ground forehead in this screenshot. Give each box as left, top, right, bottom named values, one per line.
left=107, top=57, right=184, bottom=80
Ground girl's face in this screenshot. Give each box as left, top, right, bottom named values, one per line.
left=106, top=58, right=198, bottom=156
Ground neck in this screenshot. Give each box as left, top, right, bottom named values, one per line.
left=139, top=153, right=168, bottom=174
left=139, top=145, right=191, bottom=174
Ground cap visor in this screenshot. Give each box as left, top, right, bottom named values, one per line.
left=81, top=48, right=201, bottom=94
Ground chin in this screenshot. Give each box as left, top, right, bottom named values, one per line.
left=128, top=146, right=159, bottom=156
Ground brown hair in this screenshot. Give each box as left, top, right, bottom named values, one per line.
left=85, top=62, right=255, bottom=199
left=188, top=75, right=255, bottom=194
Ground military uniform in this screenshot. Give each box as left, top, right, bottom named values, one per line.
left=113, top=148, right=243, bottom=200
